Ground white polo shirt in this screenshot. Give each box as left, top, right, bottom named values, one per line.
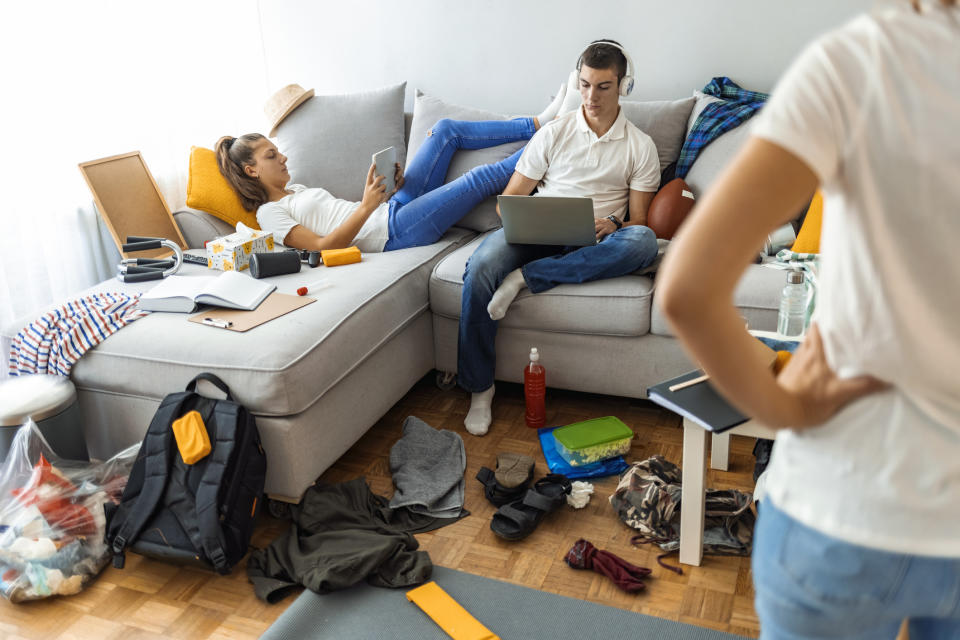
left=515, top=107, right=660, bottom=221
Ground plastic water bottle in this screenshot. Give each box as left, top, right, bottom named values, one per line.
left=524, top=348, right=546, bottom=428
left=778, top=270, right=808, bottom=338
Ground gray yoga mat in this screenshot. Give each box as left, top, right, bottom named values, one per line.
left=261, top=565, right=750, bottom=640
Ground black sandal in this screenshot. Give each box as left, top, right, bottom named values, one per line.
left=476, top=452, right=535, bottom=507
left=490, top=474, right=572, bottom=541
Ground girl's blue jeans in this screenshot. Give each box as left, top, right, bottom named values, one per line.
left=753, top=500, right=960, bottom=639
left=382, top=118, right=535, bottom=251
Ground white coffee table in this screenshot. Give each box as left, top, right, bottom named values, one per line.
left=679, top=418, right=777, bottom=566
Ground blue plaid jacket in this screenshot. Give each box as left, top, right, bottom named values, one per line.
left=675, top=77, right=768, bottom=179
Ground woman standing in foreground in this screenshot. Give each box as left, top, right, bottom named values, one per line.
left=658, top=2, right=959, bottom=638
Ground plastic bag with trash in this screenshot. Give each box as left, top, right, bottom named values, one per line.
left=0, top=419, right=137, bottom=602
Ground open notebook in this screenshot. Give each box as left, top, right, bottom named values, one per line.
left=138, top=271, right=275, bottom=313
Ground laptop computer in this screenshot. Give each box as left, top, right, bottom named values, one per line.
left=498, top=195, right=597, bottom=246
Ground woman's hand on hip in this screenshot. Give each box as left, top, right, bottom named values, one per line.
left=361, top=162, right=387, bottom=210
left=776, top=323, right=889, bottom=428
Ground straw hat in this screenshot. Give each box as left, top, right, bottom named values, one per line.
left=265, top=84, right=315, bottom=137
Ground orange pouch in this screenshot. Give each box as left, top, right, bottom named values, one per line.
left=172, top=410, right=212, bottom=464
left=321, top=246, right=361, bottom=266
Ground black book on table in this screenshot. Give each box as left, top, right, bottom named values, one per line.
left=647, top=370, right=749, bottom=433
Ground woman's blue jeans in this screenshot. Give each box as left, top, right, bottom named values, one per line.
left=753, top=500, right=960, bottom=639
left=382, top=118, right=536, bottom=251
left=456, top=225, right=658, bottom=393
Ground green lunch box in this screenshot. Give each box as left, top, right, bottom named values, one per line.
left=552, top=416, right=633, bottom=466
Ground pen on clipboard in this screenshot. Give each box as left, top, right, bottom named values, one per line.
left=202, top=317, right=233, bottom=329
left=668, top=373, right=709, bottom=392
left=297, top=280, right=333, bottom=296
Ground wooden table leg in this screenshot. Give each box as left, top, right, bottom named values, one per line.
left=680, top=418, right=708, bottom=566
left=710, top=432, right=730, bottom=471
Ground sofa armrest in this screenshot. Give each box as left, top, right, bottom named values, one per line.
left=173, top=208, right=235, bottom=249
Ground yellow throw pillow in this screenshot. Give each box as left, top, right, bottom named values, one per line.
left=791, top=190, right=823, bottom=254
left=186, top=146, right=261, bottom=230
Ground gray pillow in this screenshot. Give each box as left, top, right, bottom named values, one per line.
left=683, top=90, right=753, bottom=198
left=620, top=97, right=696, bottom=170
left=406, top=90, right=527, bottom=232
left=686, top=89, right=722, bottom=131
left=275, top=82, right=407, bottom=202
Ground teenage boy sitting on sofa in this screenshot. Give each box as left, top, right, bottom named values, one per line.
left=459, top=39, right=661, bottom=436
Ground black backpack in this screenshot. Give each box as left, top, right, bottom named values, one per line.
left=104, top=373, right=266, bottom=574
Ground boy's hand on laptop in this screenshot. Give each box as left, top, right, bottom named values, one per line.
left=595, top=217, right=617, bottom=240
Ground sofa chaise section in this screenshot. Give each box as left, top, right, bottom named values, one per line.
left=3, top=228, right=473, bottom=501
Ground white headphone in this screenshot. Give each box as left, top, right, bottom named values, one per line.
left=576, top=39, right=635, bottom=97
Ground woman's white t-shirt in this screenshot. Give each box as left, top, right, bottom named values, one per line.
left=256, top=184, right=390, bottom=252
left=751, top=4, right=960, bottom=556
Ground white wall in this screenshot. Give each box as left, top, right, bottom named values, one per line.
left=258, top=0, right=877, bottom=118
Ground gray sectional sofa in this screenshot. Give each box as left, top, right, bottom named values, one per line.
left=2, top=83, right=790, bottom=504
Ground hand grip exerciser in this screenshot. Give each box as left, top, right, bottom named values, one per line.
left=116, top=236, right=184, bottom=283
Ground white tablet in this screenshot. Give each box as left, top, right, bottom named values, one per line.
left=372, top=146, right=397, bottom=195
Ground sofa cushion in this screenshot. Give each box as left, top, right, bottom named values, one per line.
left=406, top=90, right=528, bottom=233
left=185, top=146, right=260, bottom=230
left=682, top=90, right=808, bottom=227
left=791, top=190, right=823, bottom=254
left=682, top=91, right=755, bottom=199
left=430, top=233, right=654, bottom=337
left=275, top=82, right=407, bottom=202
left=5, top=228, right=473, bottom=417
left=173, top=208, right=235, bottom=249
left=650, top=262, right=787, bottom=336
left=620, top=97, right=696, bottom=171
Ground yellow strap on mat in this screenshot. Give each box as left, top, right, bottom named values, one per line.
left=320, top=246, right=361, bottom=266
left=406, top=581, right=499, bottom=640
left=172, top=410, right=212, bottom=464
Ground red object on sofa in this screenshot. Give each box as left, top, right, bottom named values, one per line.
left=647, top=178, right=696, bottom=240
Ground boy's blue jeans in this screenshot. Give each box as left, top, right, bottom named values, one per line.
left=753, top=500, right=960, bottom=639
left=383, top=118, right=535, bottom=251
left=456, top=225, right=658, bottom=393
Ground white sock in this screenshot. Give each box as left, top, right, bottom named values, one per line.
left=558, top=70, right=582, bottom=114
left=567, top=481, right=595, bottom=509
left=534, top=82, right=567, bottom=127
left=487, top=268, right=526, bottom=321
left=464, top=385, right=495, bottom=436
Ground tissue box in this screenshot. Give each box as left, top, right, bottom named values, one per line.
left=206, top=230, right=275, bottom=272
left=552, top=416, right=633, bottom=466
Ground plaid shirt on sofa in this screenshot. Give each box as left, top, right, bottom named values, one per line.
left=676, top=77, right=769, bottom=179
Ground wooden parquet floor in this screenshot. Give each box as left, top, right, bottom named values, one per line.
left=1, top=372, right=766, bottom=639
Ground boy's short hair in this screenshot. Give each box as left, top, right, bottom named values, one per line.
left=579, top=40, right=628, bottom=80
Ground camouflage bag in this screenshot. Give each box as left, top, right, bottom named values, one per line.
left=609, top=455, right=755, bottom=557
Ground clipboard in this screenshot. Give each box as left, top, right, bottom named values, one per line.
left=188, top=292, right=315, bottom=332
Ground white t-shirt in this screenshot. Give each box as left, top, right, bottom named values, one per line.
left=515, top=107, right=660, bottom=221
left=752, top=4, right=960, bottom=556
left=256, top=184, right=391, bottom=253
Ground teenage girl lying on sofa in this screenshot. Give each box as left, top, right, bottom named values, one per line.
left=215, top=88, right=570, bottom=254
